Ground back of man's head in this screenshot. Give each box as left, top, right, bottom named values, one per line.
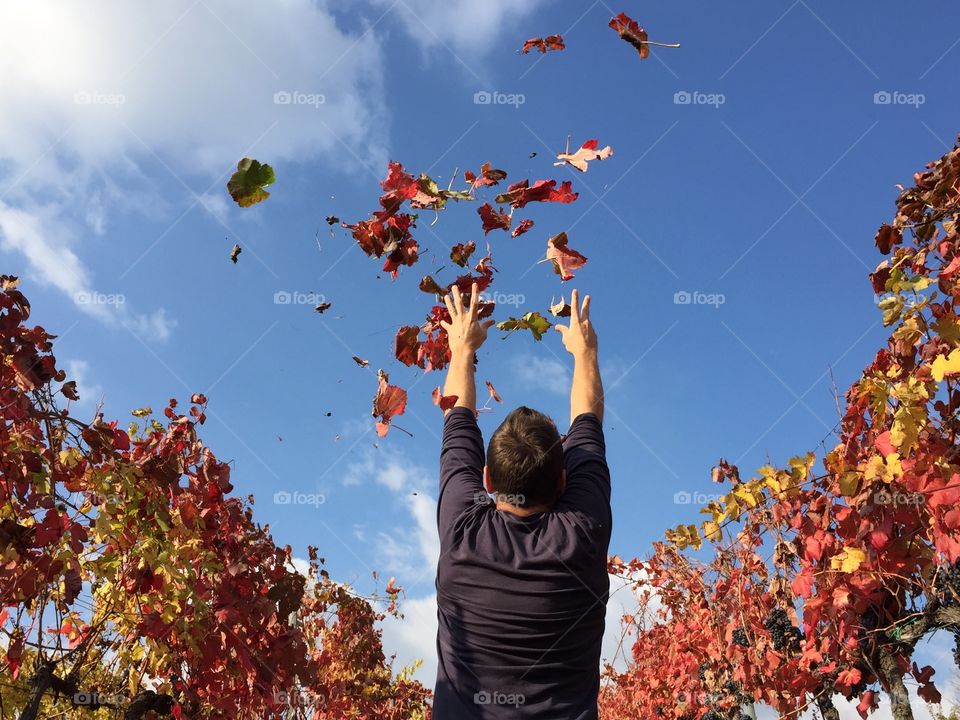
left=486, top=406, right=563, bottom=508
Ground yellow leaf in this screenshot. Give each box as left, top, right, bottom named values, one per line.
left=839, top=471, right=860, bottom=497
left=931, top=348, right=960, bottom=382
left=831, top=547, right=867, bottom=573
left=703, top=520, right=722, bottom=542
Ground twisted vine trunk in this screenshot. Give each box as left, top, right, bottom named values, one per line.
left=816, top=694, right=840, bottom=720
left=877, top=646, right=913, bottom=720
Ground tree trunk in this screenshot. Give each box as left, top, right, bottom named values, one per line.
left=19, top=664, right=54, bottom=720
left=816, top=694, right=841, bottom=720
left=877, top=646, right=914, bottom=720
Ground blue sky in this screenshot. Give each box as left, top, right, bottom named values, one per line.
left=1, top=0, right=959, bottom=713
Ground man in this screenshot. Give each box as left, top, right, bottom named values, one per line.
left=433, top=283, right=611, bottom=719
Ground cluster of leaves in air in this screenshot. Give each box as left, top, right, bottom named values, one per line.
left=599, top=138, right=960, bottom=720
left=520, top=11, right=679, bottom=58
left=0, top=279, right=430, bottom=720
left=348, top=150, right=607, bottom=434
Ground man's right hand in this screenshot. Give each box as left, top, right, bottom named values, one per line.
left=556, top=289, right=603, bottom=424
left=555, top=289, right=597, bottom=359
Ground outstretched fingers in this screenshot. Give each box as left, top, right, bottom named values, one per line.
left=452, top=285, right=465, bottom=316
left=570, top=288, right=580, bottom=323
left=581, top=293, right=591, bottom=321
left=468, top=282, right=479, bottom=321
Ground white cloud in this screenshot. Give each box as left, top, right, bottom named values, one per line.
left=512, top=354, right=571, bottom=396
left=371, top=0, right=546, bottom=62
left=0, top=1, right=390, bottom=337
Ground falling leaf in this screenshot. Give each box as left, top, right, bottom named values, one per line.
left=432, top=386, right=458, bottom=412
left=546, top=232, right=588, bottom=281
left=325, top=215, right=340, bottom=225
left=227, top=157, right=276, bottom=207
left=464, top=163, right=507, bottom=190
left=554, top=139, right=614, bottom=172
left=419, top=275, right=444, bottom=295
left=485, top=381, right=502, bottom=403
left=335, top=433, right=341, bottom=442
left=352, top=355, right=369, bottom=368
left=229, top=244, right=242, bottom=263
left=450, top=241, right=477, bottom=267
left=528, top=152, right=537, bottom=158
left=478, top=202, right=512, bottom=234
left=131, top=407, right=152, bottom=417
left=61, top=381, right=79, bottom=401
left=521, top=35, right=565, bottom=54
left=314, top=302, right=332, bottom=313
left=495, top=179, right=578, bottom=209
left=1, top=275, right=20, bottom=290
left=372, top=369, right=408, bottom=437
left=549, top=296, right=572, bottom=317
left=385, top=577, right=401, bottom=594
left=609, top=12, right=679, bottom=59
left=511, top=219, right=535, bottom=238
left=395, top=325, right=421, bottom=367
left=497, top=311, right=552, bottom=341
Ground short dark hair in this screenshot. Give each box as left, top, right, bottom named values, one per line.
left=486, top=406, right=563, bottom=508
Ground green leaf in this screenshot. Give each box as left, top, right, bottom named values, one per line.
left=227, top=158, right=276, bottom=208
left=497, top=311, right=552, bottom=341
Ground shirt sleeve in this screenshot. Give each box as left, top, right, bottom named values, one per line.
left=556, top=412, right=611, bottom=530
left=438, top=407, right=487, bottom=539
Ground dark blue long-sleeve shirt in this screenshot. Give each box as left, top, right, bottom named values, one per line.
left=433, top=407, right=612, bottom=719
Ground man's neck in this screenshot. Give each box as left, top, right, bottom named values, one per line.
left=495, top=501, right=550, bottom=516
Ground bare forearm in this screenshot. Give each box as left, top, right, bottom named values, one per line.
left=444, top=350, right=476, bottom=415
left=571, top=350, right=603, bottom=425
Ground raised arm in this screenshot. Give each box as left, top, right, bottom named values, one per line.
left=555, top=289, right=603, bottom=425
left=439, top=282, right=495, bottom=415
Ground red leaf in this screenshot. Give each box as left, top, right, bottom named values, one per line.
left=432, top=386, right=458, bottom=412
left=395, top=326, right=421, bottom=367
left=520, top=34, right=565, bottom=54
left=372, top=370, right=407, bottom=437
left=464, top=163, right=507, bottom=190
left=450, top=241, right=477, bottom=266
left=856, top=691, right=877, bottom=719
left=511, top=219, right=535, bottom=237
left=495, top=179, right=578, bottom=209
left=485, top=381, right=502, bottom=403
left=609, top=12, right=651, bottom=59
left=546, top=232, right=588, bottom=281
left=478, top=202, right=511, bottom=234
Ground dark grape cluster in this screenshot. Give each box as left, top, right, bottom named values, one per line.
left=953, top=631, right=960, bottom=669
left=732, top=627, right=750, bottom=647
left=702, top=711, right=722, bottom=720
left=934, top=562, right=960, bottom=605
left=698, top=663, right=709, bottom=681
left=763, top=608, right=803, bottom=651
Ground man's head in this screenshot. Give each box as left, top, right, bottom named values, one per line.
left=484, top=406, right=565, bottom=510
